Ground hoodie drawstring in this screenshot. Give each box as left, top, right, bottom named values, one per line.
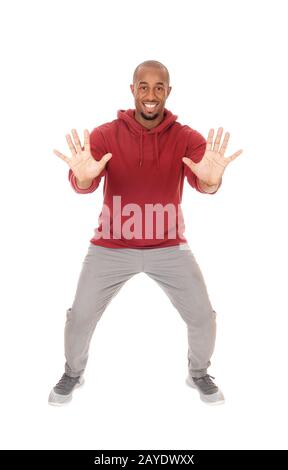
left=139, top=130, right=160, bottom=169
left=139, top=129, right=143, bottom=167
left=154, top=132, right=159, bottom=168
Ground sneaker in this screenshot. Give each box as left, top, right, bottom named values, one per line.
left=48, top=373, right=84, bottom=406
left=186, top=374, right=225, bottom=405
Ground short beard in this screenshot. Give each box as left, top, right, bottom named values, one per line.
left=140, top=111, right=159, bottom=121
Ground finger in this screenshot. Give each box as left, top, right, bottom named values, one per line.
left=98, top=153, right=112, bottom=168
left=213, top=127, right=224, bottom=152
left=66, top=134, right=77, bottom=157
left=71, top=129, right=83, bottom=153
left=226, top=149, right=243, bottom=163
left=219, top=132, right=230, bottom=156
left=182, top=157, right=195, bottom=170
left=206, top=129, right=214, bottom=151
left=53, top=149, right=70, bottom=164
left=84, top=129, right=90, bottom=152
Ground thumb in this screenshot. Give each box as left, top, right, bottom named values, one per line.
left=99, top=152, right=112, bottom=167
left=182, top=157, right=194, bottom=169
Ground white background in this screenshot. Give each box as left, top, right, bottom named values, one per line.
left=0, top=0, right=287, bottom=450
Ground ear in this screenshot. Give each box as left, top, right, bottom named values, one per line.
left=167, top=86, right=172, bottom=98
left=130, top=84, right=134, bottom=95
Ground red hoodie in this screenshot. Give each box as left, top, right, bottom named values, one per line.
left=68, top=108, right=219, bottom=249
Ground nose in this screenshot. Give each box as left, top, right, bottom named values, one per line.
left=146, top=89, right=157, bottom=101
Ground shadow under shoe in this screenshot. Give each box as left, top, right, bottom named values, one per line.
left=186, top=374, right=225, bottom=405
left=48, top=373, right=85, bottom=406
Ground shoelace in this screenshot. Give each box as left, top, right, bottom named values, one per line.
left=193, top=374, right=216, bottom=386
left=55, top=374, right=79, bottom=391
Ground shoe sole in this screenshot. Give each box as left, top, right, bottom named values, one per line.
left=48, top=376, right=85, bottom=406
left=185, top=375, right=225, bottom=405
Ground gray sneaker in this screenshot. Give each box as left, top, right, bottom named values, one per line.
left=186, top=374, right=225, bottom=405
left=48, top=373, right=84, bottom=406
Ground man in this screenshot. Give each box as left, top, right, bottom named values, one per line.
left=49, top=60, right=242, bottom=406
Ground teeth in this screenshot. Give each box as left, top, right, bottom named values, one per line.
left=144, top=103, right=157, bottom=108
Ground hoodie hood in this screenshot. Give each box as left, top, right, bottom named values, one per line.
left=117, top=108, right=178, bottom=169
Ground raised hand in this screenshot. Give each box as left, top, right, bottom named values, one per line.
left=53, top=129, right=112, bottom=184
left=182, top=128, right=243, bottom=187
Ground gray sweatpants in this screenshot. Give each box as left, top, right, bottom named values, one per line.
left=64, top=243, right=217, bottom=379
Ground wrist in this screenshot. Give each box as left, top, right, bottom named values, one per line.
left=75, top=177, right=93, bottom=189
left=197, top=178, right=221, bottom=193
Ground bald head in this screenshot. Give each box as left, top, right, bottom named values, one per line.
left=130, top=60, right=172, bottom=129
left=133, top=60, right=170, bottom=86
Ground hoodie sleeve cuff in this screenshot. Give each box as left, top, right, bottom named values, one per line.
left=68, top=169, right=101, bottom=194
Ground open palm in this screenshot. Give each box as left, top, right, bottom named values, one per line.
left=53, top=129, right=112, bottom=183
left=182, top=128, right=243, bottom=186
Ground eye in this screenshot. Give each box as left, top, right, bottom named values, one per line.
left=140, top=86, right=147, bottom=90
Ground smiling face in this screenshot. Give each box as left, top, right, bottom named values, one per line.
left=130, top=65, right=172, bottom=129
